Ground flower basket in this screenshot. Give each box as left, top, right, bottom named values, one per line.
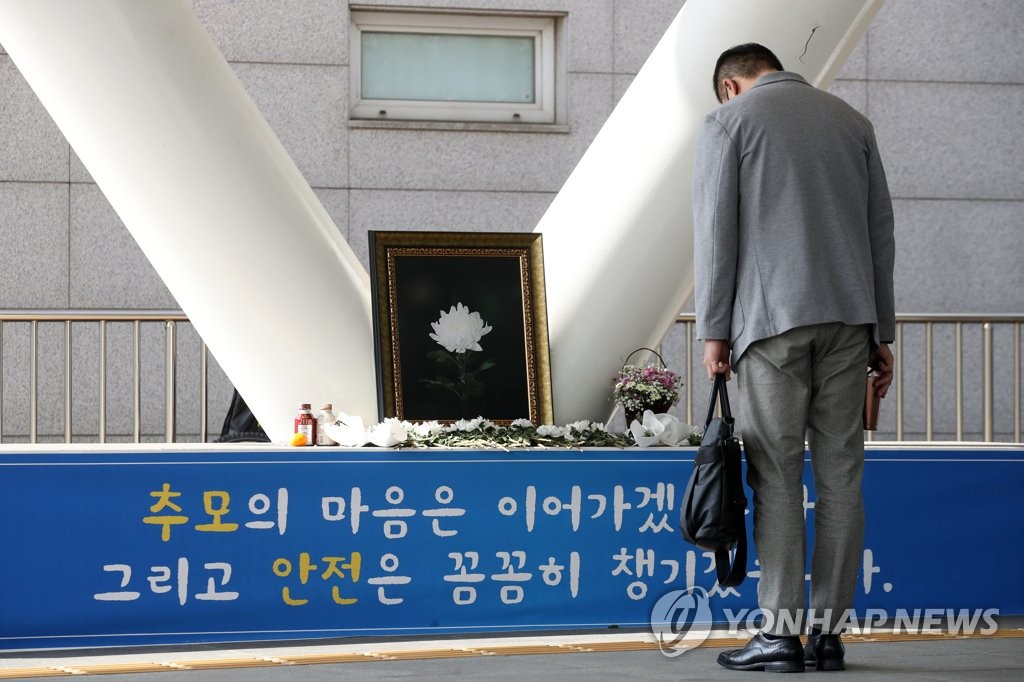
left=613, top=348, right=681, bottom=426
left=624, top=400, right=674, bottom=429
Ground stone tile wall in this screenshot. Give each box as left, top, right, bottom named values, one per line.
left=0, top=0, right=1020, bottom=442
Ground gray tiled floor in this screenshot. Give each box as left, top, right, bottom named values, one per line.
left=2, top=634, right=1021, bottom=680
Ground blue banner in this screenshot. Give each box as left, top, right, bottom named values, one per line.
left=0, top=446, right=1021, bottom=649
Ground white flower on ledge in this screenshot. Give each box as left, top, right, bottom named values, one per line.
left=452, top=417, right=487, bottom=432
left=536, top=424, right=567, bottom=438
left=429, top=303, right=493, bottom=353
left=411, top=420, right=443, bottom=438
left=367, top=418, right=408, bottom=448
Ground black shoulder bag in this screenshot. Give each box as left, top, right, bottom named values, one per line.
left=679, top=374, right=748, bottom=587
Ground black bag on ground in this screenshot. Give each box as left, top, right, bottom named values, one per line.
left=216, top=389, right=270, bottom=443
left=680, top=374, right=748, bottom=587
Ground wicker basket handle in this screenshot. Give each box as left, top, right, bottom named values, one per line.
left=622, top=347, right=667, bottom=370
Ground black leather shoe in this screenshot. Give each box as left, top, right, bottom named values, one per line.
left=803, top=633, right=846, bottom=671
left=718, top=632, right=804, bottom=673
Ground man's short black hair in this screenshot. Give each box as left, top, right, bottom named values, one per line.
left=712, top=43, right=784, bottom=103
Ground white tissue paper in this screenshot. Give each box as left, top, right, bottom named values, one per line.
left=628, top=410, right=695, bottom=447
left=323, top=415, right=409, bottom=447
left=323, top=414, right=369, bottom=447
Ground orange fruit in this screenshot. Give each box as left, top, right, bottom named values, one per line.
left=289, top=432, right=308, bottom=447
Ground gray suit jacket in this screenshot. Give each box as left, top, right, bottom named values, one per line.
left=693, top=71, right=895, bottom=362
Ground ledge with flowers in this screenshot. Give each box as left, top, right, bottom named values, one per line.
left=322, top=348, right=701, bottom=449
left=323, top=414, right=701, bottom=450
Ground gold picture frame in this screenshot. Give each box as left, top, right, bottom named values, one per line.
left=370, top=231, right=553, bottom=425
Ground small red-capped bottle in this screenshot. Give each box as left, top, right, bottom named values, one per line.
left=294, top=403, right=316, bottom=446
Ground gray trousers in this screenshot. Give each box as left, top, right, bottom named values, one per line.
left=735, top=323, right=870, bottom=636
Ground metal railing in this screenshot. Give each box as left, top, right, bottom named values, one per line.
left=672, top=313, right=1023, bottom=443
left=890, top=314, right=1022, bottom=442
left=0, top=311, right=207, bottom=444
left=0, top=310, right=1021, bottom=444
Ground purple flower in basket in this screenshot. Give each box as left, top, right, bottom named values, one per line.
left=612, top=355, right=682, bottom=415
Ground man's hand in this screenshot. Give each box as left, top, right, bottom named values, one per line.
left=869, top=343, right=894, bottom=398
left=704, top=339, right=732, bottom=380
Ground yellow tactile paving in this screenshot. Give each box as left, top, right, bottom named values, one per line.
left=699, top=637, right=753, bottom=648
left=369, top=649, right=484, bottom=660
left=61, top=663, right=177, bottom=675
left=462, top=644, right=583, bottom=656
left=170, top=658, right=284, bottom=670
left=273, top=652, right=384, bottom=665
left=0, top=629, right=1020, bottom=677
left=841, top=628, right=1024, bottom=643
left=0, top=669, right=68, bottom=679
left=563, top=640, right=665, bottom=652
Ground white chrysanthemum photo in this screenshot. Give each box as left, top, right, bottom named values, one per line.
left=429, top=303, right=493, bottom=353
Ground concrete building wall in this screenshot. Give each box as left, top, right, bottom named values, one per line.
left=0, top=0, right=1021, bottom=442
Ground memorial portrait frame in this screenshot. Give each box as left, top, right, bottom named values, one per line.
left=369, top=231, right=553, bottom=425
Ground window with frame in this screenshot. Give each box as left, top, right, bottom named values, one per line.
left=349, top=10, right=556, bottom=124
